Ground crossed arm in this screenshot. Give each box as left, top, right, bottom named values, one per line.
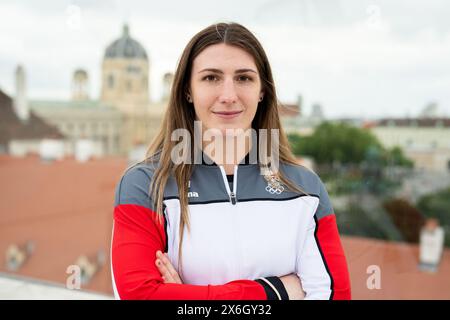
left=111, top=203, right=350, bottom=300
left=112, top=203, right=309, bottom=300
left=154, top=250, right=305, bottom=299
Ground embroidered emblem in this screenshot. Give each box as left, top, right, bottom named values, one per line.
left=264, top=172, right=285, bottom=194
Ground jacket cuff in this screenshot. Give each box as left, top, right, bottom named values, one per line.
left=255, top=276, right=289, bottom=300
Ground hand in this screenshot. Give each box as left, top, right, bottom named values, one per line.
left=279, top=273, right=305, bottom=300
left=155, top=250, right=183, bottom=284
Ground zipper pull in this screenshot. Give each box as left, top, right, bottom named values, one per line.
left=230, top=192, right=237, bottom=205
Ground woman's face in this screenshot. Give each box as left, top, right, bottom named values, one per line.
left=189, top=43, right=263, bottom=134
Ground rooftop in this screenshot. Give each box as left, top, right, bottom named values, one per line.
left=104, top=24, right=148, bottom=61
left=377, top=118, right=450, bottom=128
left=0, top=90, right=65, bottom=146
left=0, top=154, right=449, bottom=299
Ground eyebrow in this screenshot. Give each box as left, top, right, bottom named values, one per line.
left=198, top=68, right=257, bottom=74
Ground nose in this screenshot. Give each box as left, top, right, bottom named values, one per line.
left=218, top=77, right=238, bottom=105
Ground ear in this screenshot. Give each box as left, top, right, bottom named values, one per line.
left=259, top=91, right=265, bottom=102
left=185, top=88, right=193, bottom=103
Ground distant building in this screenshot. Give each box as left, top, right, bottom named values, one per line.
left=27, top=24, right=168, bottom=158
left=280, top=95, right=321, bottom=135
left=29, top=98, right=123, bottom=157
left=5, top=25, right=318, bottom=158
left=0, top=88, right=64, bottom=157
left=371, top=117, right=450, bottom=173
left=101, top=24, right=150, bottom=111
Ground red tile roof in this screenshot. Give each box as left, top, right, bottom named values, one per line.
left=0, top=155, right=127, bottom=295
left=1, top=154, right=449, bottom=299
left=278, top=103, right=300, bottom=118
left=0, top=89, right=64, bottom=147
left=342, top=236, right=450, bottom=299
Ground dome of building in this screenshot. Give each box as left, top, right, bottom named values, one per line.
left=104, top=24, right=148, bottom=60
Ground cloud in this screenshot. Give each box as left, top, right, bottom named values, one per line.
left=0, top=0, right=449, bottom=118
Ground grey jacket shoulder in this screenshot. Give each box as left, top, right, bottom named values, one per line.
left=113, top=160, right=335, bottom=220
left=280, top=162, right=335, bottom=219
left=113, top=161, right=159, bottom=210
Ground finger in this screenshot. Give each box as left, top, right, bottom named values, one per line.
left=158, top=261, right=175, bottom=283
left=156, top=251, right=182, bottom=284
left=155, top=259, right=176, bottom=283
left=155, top=251, right=174, bottom=282
left=158, top=253, right=182, bottom=284
left=155, top=258, right=166, bottom=276
left=155, top=251, right=172, bottom=278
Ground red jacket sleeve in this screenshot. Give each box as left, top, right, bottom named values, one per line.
left=314, top=214, right=352, bottom=300
left=111, top=203, right=268, bottom=300
left=296, top=176, right=351, bottom=300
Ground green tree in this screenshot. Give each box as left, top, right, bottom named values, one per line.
left=288, top=122, right=412, bottom=168
left=335, top=204, right=403, bottom=241
left=288, top=122, right=382, bottom=165
left=382, top=146, right=414, bottom=168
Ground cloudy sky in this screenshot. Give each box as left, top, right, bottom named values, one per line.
left=0, top=0, right=449, bottom=119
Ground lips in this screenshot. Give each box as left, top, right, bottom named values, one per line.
left=212, top=110, right=242, bottom=115
left=212, top=110, right=243, bottom=119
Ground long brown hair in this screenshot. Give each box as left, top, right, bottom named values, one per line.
left=145, top=22, right=306, bottom=278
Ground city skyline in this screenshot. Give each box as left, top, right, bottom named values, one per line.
left=0, top=0, right=449, bottom=119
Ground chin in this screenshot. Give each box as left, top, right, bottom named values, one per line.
left=202, top=121, right=251, bottom=135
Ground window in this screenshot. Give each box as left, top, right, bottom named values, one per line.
left=127, top=65, right=141, bottom=73
left=406, top=139, right=413, bottom=147
left=91, top=123, right=98, bottom=134
left=108, top=75, right=114, bottom=89
left=102, top=122, right=109, bottom=134
left=142, top=76, right=147, bottom=89
left=79, top=123, right=86, bottom=136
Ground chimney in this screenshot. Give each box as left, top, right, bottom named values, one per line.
left=419, top=218, right=445, bottom=273
left=162, top=72, right=174, bottom=102
left=5, top=240, right=35, bottom=271
left=14, top=65, right=30, bottom=123
left=296, top=95, right=302, bottom=113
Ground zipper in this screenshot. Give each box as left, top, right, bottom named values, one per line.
left=219, top=164, right=241, bottom=278
left=219, top=165, right=238, bottom=205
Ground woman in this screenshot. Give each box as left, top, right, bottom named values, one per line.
left=111, top=22, right=351, bottom=300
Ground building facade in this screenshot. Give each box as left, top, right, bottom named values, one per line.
left=371, top=118, right=450, bottom=173
left=28, top=24, right=167, bottom=158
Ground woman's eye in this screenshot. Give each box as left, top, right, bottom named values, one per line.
left=237, top=75, right=252, bottom=82
left=203, top=75, right=218, bottom=82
